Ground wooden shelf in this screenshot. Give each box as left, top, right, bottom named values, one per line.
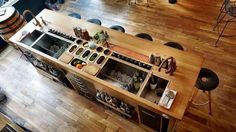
left=96, top=98, right=133, bottom=118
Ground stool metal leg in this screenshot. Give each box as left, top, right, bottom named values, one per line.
left=209, top=91, right=212, bottom=115
left=186, top=88, right=199, bottom=114
left=192, top=91, right=209, bottom=106
left=190, top=88, right=199, bottom=104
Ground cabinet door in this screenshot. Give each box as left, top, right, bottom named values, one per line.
left=139, top=106, right=169, bottom=132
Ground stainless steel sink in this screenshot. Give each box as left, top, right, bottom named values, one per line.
left=20, top=30, right=43, bottom=46
left=32, top=33, right=71, bottom=59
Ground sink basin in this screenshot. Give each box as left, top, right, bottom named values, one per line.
left=32, top=33, right=71, bottom=58
left=20, top=30, right=43, bottom=46
left=97, top=59, right=148, bottom=94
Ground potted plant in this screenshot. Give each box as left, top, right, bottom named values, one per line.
left=150, top=76, right=157, bottom=90
left=93, top=30, right=110, bottom=48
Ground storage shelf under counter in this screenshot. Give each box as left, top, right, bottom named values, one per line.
left=96, top=98, right=134, bottom=118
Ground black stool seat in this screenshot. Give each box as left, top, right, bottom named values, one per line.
left=164, top=42, right=184, bottom=51
left=109, top=25, right=125, bottom=33
left=196, top=68, right=219, bottom=91
left=169, top=0, right=177, bottom=4
left=87, top=18, right=102, bottom=25
left=135, top=33, right=153, bottom=41
left=68, top=13, right=81, bottom=19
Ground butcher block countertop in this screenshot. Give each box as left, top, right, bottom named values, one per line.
left=10, top=9, right=204, bottom=121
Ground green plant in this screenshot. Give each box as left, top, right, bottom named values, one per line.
left=93, top=30, right=109, bottom=43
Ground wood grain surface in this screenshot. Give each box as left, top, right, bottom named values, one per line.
left=0, top=0, right=236, bottom=131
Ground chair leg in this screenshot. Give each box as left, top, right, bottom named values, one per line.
left=208, top=91, right=212, bottom=115
left=214, top=0, right=226, bottom=22
left=214, top=18, right=230, bottom=46
left=220, top=0, right=227, bottom=12
left=213, top=12, right=227, bottom=31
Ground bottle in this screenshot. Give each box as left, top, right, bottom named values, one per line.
left=73, top=27, right=82, bottom=38
left=149, top=54, right=155, bottom=64
left=154, top=56, right=162, bottom=66
left=133, top=75, right=141, bottom=91
left=81, top=28, right=90, bottom=41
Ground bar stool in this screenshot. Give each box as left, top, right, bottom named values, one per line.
left=135, top=33, right=153, bottom=41
left=192, top=68, right=219, bottom=115
left=164, top=42, right=184, bottom=51
left=213, top=0, right=236, bottom=46
left=168, top=0, right=177, bottom=4
left=109, top=25, right=125, bottom=33
left=87, top=18, right=102, bottom=25
left=68, top=12, right=81, bottom=19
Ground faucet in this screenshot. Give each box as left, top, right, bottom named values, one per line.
left=23, top=10, right=42, bottom=28
left=158, top=56, right=176, bottom=75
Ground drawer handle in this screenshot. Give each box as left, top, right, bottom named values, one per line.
left=142, top=110, right=156, bottom=118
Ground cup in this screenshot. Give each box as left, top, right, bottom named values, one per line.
left=150, top=83, right=157, bottom=90
left=88, top=41, right=96, bottom=49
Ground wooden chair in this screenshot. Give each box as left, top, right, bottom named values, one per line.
left=213, top=0, right=236, bottom=46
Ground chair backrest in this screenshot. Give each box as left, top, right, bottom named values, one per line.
left=226, top=0, right=236, bottom=16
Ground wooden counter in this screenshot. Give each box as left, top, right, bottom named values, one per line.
left=9, top=9, right=203, bottom=131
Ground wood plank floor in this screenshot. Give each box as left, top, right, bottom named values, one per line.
left=1, top=0, right=236, bottom=131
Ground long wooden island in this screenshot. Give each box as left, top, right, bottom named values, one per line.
left=10, top=9, right=204, bottom=132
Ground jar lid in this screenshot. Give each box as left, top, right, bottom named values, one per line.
left=0, top=6, right=16, bottom=23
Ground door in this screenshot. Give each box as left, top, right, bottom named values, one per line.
left=139, top=106, right=169, bottom=132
